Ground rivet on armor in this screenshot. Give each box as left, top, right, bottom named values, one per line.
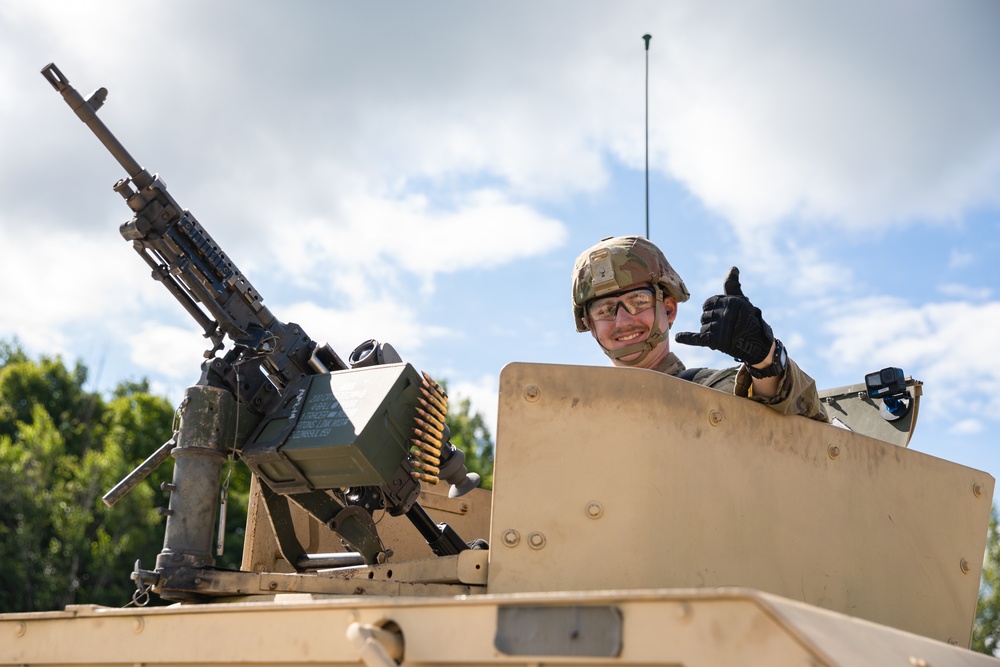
left=15, top=621, right=26, bottom=637
left=974, top=483, right=984, bottom=498
left=132, top=618, right=144, bottom=634
left=528, top=532, right=547, bottom=550
left=828, top=445, right=840, bottom=460
left=523, top=385, right=541, bottom=402
left=708, top=409, right=724, bottom=426
left=961, top=558, right=970, bottom=574
left=502, top=529, right=520, bottom=547
left=585, top=502, right=604, bottom=519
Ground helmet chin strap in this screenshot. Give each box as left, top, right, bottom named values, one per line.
left=600, top=300, right=667, bottom=367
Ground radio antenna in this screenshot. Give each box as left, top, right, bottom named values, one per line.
left=643, top=34, right=652, bottom=239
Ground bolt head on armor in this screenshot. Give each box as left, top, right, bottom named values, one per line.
left=571, top=235, right=689, bottom=332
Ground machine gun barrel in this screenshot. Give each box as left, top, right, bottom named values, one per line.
left=41, top=63, right=153, bottom=189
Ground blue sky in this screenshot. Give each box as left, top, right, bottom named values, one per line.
left=1, top=1, right=999, bottom=499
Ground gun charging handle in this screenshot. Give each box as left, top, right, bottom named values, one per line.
left=103, top=437, right=177, bottom=507
left=438, top=442, right=481, bottom=498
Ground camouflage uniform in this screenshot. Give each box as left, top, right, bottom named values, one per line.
left=573, top=236, right=828, bottom=422
left=650, top=352, right=828, bottom=422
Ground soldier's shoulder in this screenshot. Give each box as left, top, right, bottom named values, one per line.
left=688, top=366, right=738, bottom=389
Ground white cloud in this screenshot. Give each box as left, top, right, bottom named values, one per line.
left=651, top=1, right=1000, bottom=234
left=0, top=224, right=164, bottom=355
left=950, top=419, right=984, bottom=436
left=948, top=249, right=976, bottom=270
left=11, top=2, right=1000, bottom=248
left=938, top=283, right=992, bottom=300
left=124, top=323, right=211, bottom=382
left=262, top=187, right=567, bottom=296
left=279, top=299, right=450, bottom=361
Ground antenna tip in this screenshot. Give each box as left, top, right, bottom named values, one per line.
left=643, top=34, right=652, bottom=49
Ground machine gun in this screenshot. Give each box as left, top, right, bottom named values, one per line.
left=42, top=63, right=481, bottom=602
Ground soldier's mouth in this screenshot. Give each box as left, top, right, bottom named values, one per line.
left=615, top=330, right=646, bottom=343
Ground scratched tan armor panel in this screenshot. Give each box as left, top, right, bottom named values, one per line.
left=488, top=362, right=993, bottom=646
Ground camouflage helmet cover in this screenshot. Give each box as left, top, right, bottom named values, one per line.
left=572, top=235, right=690, bottom=332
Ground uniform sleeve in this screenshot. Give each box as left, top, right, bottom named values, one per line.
left=734, top=358, right=829, bottom=422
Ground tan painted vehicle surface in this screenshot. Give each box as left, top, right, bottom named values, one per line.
left=2, top=362, right=998, bottom=666
left=3, top=63, right=998, bottom=666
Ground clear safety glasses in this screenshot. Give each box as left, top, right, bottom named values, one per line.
left=587, top=287, right=656, bottom=322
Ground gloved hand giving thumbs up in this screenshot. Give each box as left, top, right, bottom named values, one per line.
left=674, top=267, right=774, bottom=365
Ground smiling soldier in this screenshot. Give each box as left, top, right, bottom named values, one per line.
left=572, top=235, right=827, bottom=421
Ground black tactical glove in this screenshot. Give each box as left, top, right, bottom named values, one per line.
left=674, top=266, right=774, bottom=365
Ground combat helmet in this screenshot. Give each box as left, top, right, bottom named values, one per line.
left=572, top=235, right=690, bottom=333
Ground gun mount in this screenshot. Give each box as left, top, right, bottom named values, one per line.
left=40, top=63, right=481, bottom=602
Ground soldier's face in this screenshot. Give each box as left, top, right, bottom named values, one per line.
left=590, top=291, right=677, bottom=368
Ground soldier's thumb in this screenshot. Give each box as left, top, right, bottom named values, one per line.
left=723, top=266, right=745, bottom=298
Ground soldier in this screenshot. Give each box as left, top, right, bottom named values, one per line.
left=572, top=235, right=828, bottom=421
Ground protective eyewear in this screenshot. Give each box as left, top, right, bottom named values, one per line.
left=587, top=287, right=657, bottom=322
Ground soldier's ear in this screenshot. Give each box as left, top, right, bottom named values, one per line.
left=662, top=296, right=678, bottom=326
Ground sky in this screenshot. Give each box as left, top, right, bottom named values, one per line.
left=1, top=1, right=999, bottom=499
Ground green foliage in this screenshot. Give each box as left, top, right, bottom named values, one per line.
left=0, top=349, right=94, bottom=455
left=974, top=505, right=1000, bottom=655
left=0, top=344, right=188, bottom=612
left=0, top=339, right=28, bottom=367
left=443, top=393, right=494, bottom=490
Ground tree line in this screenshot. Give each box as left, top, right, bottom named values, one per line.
left=0, top=340, right=492, bottom=612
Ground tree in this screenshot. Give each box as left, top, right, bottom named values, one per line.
left=0, top=343, right=185, bottom=611
left=974, top=505, right=1000, bottom=655
left=445, top=395, right=494, bottom=489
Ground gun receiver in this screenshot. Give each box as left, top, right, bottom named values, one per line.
left=43, top=63, right=479, bottom=602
